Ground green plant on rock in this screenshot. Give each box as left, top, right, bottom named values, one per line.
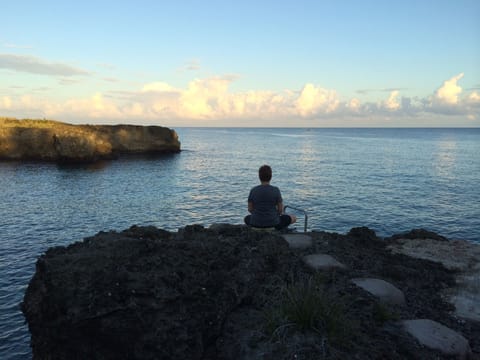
left=264, top=274, right=353, bottom=345
left=282, top=276, right=324, bottom=332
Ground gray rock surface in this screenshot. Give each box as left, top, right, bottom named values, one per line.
left=402, top=319, right=471, bottom=358
left=351, top=278, right=405, bottom=305
left=281, top=234, right=312, bottom=249
left=303, top=253, right=347, bottom=270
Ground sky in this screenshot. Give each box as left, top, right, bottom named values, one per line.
left=1, top=0, right=479, bottom=127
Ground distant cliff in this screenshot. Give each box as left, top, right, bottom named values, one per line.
left=0, top=118, right=181, bottom=163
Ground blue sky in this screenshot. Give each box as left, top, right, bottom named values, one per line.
left=1, top=0, right=479, bottom=126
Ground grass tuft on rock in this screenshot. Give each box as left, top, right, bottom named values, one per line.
left=264, top=274, right=353, bottom=346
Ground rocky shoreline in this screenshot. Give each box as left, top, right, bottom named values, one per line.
left=21, top=225, right=480, bottom=359
left=0, top=118, right=180, bottom=163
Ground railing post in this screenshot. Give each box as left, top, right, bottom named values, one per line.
left=284, top=205, right=308, bottom=233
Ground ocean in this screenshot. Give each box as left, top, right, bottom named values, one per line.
left=1, top=127, right=479, bottom=359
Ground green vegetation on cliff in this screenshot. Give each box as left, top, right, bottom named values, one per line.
left=0, top=117, right=65, bottom=128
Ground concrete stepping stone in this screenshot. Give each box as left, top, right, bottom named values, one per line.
left=303, top=254, right=347, bottom=270
left=402, top=319, right=471, bottom=358
left=351, top=278, right=405, bottom=305
left=281, top=234, right=312, bottom=249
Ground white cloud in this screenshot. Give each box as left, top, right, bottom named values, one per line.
left=103, top=77, right=119, bottom=83
left=183, top=59, right=201, bottom=71
left=467, top=91, right=480, bottom=104
left=384, top=90, right=401, bottom=111
left=423, top=73, right=480, bottom=120
left=464, top=91, right=480, bottom=120
left=3, top=42, right=33, bottom=49
left=2, top=73, right=479, bottom=125
left=434, top=73, right=464, bottom=105
left=347, top=98, right=361, bottom=112
left=295, top=84, right=339, bottom=116
left=142, top=82, right=178, bottom=93
left=0, top=53, right=89, bottom=76
left=59, top=77, right=82, bottom=86
left=11, top=93, right=124, bottom=119
left=140, top=76, right=287, bottom=120
left=124, top=102, right=145, bottom=117
left=1, top=96, right=12, bottom=109
left=97, top=63, right=116, bottom=70
left=178, top=77, right=232, bottom=118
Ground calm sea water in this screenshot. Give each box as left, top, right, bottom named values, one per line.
left=1, top=127, right=479, bottom=358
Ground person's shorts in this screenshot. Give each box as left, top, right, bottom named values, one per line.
left=276, top=214, right=292, bottom=229
left=244, top=214, right=292, bottom=230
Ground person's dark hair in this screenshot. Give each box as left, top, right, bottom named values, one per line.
left=259, top=165, right=272, bottom=182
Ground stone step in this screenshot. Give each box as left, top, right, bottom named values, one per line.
left=281, top=234, right=312, bottom=249
left=303, top=254, right=347, bottom=271
left=351, top=278, right=405, bottom=306
left=402, top=319, right=471, bottom=358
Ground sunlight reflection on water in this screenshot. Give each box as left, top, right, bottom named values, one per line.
left=434, top=139, right=457, bottom=180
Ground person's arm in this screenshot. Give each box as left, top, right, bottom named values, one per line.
left=248, top=201, right=254, bottom=213
left=277, top=187, right=284, bottom=214
left=277, top=201, right=284, bottom=215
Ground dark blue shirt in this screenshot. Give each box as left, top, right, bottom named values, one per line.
left=248, top=184, right=282, bottom=227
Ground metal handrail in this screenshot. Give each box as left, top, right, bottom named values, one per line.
left=284, top=205, right=308, bottom=233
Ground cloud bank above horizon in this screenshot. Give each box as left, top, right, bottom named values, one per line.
left=0, top=54, right=479, bottom=127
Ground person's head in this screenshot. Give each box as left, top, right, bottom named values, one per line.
left=258, top=165, right=272, bottom=183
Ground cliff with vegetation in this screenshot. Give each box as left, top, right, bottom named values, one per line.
left=0, top=118, right=180, bottom=163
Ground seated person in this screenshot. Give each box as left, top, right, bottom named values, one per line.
left=244, top=165, right=297, bottom=230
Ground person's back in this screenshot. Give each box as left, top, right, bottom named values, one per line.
left=248, top=184, right=282, bottom=227
left=244, top=165, right=296, bottom=230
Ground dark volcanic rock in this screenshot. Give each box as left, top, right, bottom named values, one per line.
left=386, top=228, right=449, bottom=242
left=21, top=225, right=294, bottom=360
left=22, top=225, right=480, bottom=359
left=347, top=226, right=378, bottom=240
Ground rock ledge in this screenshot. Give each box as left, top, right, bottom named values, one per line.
left=22, top=225, right=480, bottom=359
left=0, top=118, right=180, bottom=163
